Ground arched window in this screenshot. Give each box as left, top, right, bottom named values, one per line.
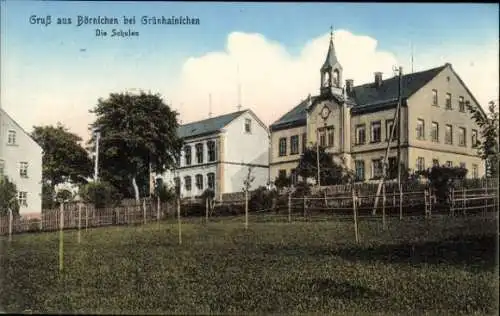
left=333, top=69, right=339, bottom=87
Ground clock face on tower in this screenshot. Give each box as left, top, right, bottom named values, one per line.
left=320, top=106, right=330, bottom=120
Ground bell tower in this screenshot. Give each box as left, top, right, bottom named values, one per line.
left=320, top=26, right=343, bottom=95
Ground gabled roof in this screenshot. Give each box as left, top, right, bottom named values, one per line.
left=177, top=109, right=247, bottom=139
left=0, top=107, right=42, bottom=150
left=271, top=64, right=450, bottom=130
left=270, top=97, right=317, bottom=131
left=350, top=64, right=447, bottom=109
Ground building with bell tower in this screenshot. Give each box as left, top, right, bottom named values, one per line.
left=269, top=28, right=486, bottom=186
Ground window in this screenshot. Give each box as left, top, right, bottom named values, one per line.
left=174, top=177, right=181, bottom=194
left=372, top=159, right=383, bottom=178
left=387, top=157, right=397, bottom=179
left=327, top=127, right=334, bottom=147
left=207, top=173, right=215, bottom=190
left=355, top=160, right=365, bottom=181
left=446, top=161, right=453, bottom=168
left=445, top=125, right=453, bottom=144
left=459, top=162, right=466, bottom=169
left=416, top=157, right=425, bottom=172
left=19, top=162, right=28, bottom=178
left=432, top=89, right=438, bottom=106
left=302, top=133, right=307, bottom=153
left=459, top=96, right=465, bottom=112
left=471, top=129, right=478, bottom=148
left=278, top=137, right=287, bottom=156
left=445, top=93, right=452, bottom=109
left=278, top=169, right=286, bottom=179
left=458, top=127, right=466, bottom=147
left=371, top=121, right=381, bottom=143
left=195, top=174, right=203, bottom=190
left=432, top=159, right=440, bottom=167
left=431, top=122, right=439, bottom=142
left=184, top=176, right=192, bottom=191
left=386, top=120, right=398, bottom=141
left=355, top=125, right=366, bottom=145
left=472, top=164, right=478, bottom=179
left=0, top=159, right=4, bottom=176
left=416, top=119, right=425, bottom=140
left=7, top=130, right=16, bottom=145
left=318, top=128, right=326, bottom=147
left=195, top=143, right=204, bottom=164
left=290, top=135, right=299, bottom=155
left=184, top=145, right=192, bottom=166
left=290, top=169, right=298, bottom=185
left=244, top=118, right=252, bottom=133
left=18, top=192, right=27, bottom=207
left=207, top=141, right=216, bottom=162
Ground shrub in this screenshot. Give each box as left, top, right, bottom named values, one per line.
left=79, top=181, right=122, bottom=209
left=292, top=181, right=312, bottom=198
left=419, top=166, right=468, bottom=203
left=0, top=176, right=20, bottom=217
left=249, top=186, right=278, bottom=212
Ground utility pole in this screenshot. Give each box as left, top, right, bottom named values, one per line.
left=397, top=66, right=403, bottom=186
left=316, top=129, right=321, bottom=187
left=372, top=66, right=403, bottom=215
left=94, top=129, right=100, bottom=182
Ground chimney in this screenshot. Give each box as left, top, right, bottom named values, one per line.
left=345, top=79, right=354, bottom=94
left=374, top=72, right=383, bottom=87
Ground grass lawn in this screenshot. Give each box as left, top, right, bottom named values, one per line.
left=0, top=215, right=498, bottom=315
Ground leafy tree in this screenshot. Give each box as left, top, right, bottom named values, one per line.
left=0, top=176, right=20, bottom=217
left=296, top=145, right=351, bottom=185
left=79, top=181, right=122, bottom=209
left=249, top=186, right=278, bottom=211
left=466, top=100, right=499, bottom=177
left=55, top=189, right=74, bottom=203
left=42, top=182, right=56, bottom=209
left=88, top=91, right=183, bottom=202
left=31, top=124, right=93, bottom=186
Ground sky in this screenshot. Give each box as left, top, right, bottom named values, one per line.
left=1, top=1, right=498, bottom=142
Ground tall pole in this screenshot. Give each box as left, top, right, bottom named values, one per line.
left=94, top=130, right=100, bottom=182
left=397, top=66, right=403, bottom=186
left=316, top=129, right=321, bottom=187
left=372, top=66, right=403, bottom=215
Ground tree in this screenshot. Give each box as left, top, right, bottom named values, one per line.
left=419, top=166, right=467, bottom=203
left=467, top=100, right=499, bottom=177
left=296, top=145, right=351, bottom=186
left=87, top=91, right=184, bottom=202
left=31, top=124, right=93, bottom=207
left=0, top=176, right=20, bottom=217
left=273, top=172, right=291, bottom=190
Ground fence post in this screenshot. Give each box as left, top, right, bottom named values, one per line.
left=303, top=196, right=307, bottom=219
left=352, top=189, right=359, bottom=243
left=288, top=192, right=291, bottom=223
left=8, top=208, right=13, bottom=242
left=462, top=187, right=466, bottom=216
left=399, top=184, right=403, bottom=220
left=382, top=182, right=386, bottom=230
left=205, top=198, right=209, bottom=224
left=143, top=199, right=147, bottom=226
left=157, top=195, right=161, bottom=222
left=324, top=191, right=327, bottom=207
left=59, top=202, right=64, bottom=272
left=245, top=189, right=249, bottom=230
left=484, top=185, right=488, bottom=218
left=449, top=188, right=455, bottom=217
left=85, top=205, right=88, bottom=232
left=78, top=203, right=82, bottom=244
left=177, top=198, right=182, bottom=245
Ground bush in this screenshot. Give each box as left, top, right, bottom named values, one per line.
left=0, top=176, right=20, bottom=217
left=292, top=181, right=312, bottom=198
left=79, top=181, right=122, bottom=209
left=419, top=166, right=467, bottom=203
left=249, top=186, right=278, bottom=212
